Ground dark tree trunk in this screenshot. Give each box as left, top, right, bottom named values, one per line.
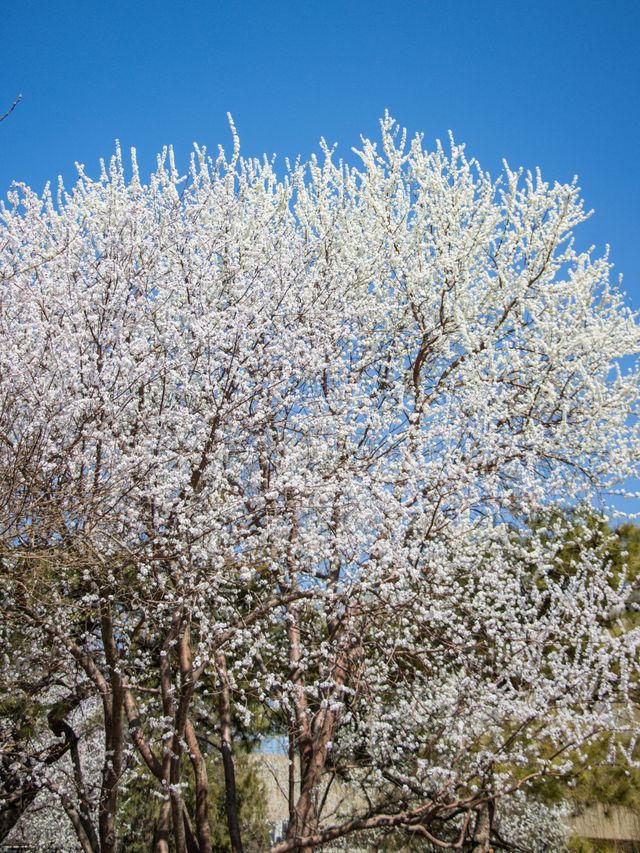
left=216, top=653, right=244, bottom=853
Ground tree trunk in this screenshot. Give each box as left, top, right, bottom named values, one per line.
left=288, top=727, right=296, bottom=832
left=171, top=788, right=188, bottom=853
left=287, top=644, right=349, bottom=853
left=186, top=718, right=213, bottom=853
left=98, top=594, right=125, bottom=853
left=216, top=652, right=244, bottom=853
left=471, top=801, right=494, bottom=853
left=153, top=799, right=172, bottom=853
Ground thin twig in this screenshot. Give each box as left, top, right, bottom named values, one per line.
left=0, top=94, right=22, bottom=122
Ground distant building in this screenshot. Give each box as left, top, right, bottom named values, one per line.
left=571, top=804, right=640, bottom=852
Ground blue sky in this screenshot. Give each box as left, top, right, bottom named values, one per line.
left=1, top=0, right=638, bottom=310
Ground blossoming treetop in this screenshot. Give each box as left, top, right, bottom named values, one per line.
left=1, top=116, right=639, bottom=853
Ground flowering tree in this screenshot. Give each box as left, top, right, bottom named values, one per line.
left=1, top=115, right=639, bottom=853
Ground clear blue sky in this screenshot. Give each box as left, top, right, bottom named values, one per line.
left=1, top=0, right=638, bottom=307
left=0, top=0, right=636, bottom=297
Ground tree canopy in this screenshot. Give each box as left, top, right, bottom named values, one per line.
left=1, top=116, right=639, bottom=853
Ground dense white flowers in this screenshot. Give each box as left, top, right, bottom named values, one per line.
left=1, top=116, right=639, bottom=852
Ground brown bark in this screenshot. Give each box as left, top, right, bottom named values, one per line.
left=287, top=638, right=349, bottom=853
left=58, top=719, right=100, bottom=851
left=166, top=614, right=191, bottom=853
left=156, top=610, right=190, bottom=853
left=170, top=789, right=187, bottom=853
left=123, top=689, right=163, bottom=777
left=216, top=652, right=244, bottom=853
left=48, top=782, right=97, bottom=853
left=186, top=718, right=213, bottom=853
left=471, top=801, right=494, bottom=853
left=284, top=609, right=313, bottom=852
left=288, top=727, right=296, bottom=831
left=270, top=799, right=443, bottom=852
left=182, top=800, right=202, bottom=853
left=98, top=592, right=124, bottom=853
left=153, top=798, right=172, bottom=853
